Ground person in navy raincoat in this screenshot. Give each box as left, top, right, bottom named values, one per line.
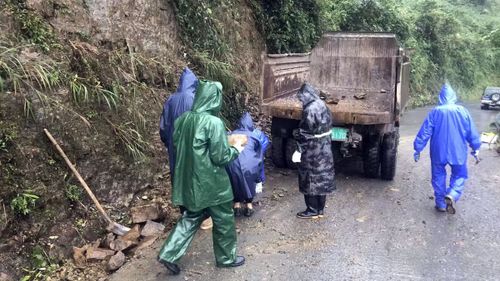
left=159, top=67, right=198, bottom=184
left=252, top=128, right=270, bottom=184
left=226, top=113, right=263, bottom=217
left=413, top=83, right=481, bottom=214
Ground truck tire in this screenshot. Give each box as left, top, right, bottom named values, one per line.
left=481, top=104, right=489, bottom=110
left=363, top=134, right=381, bottom=178
left=285, top=138, right=298, bottom=170
left=380, top=130, right=398, bottom=181
left=272, top=136, right=286, bottom=168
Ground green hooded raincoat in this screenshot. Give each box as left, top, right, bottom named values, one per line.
left=172, top=80, right=239, bottom=211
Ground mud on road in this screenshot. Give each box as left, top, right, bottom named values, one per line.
left=110, top=104, right=500, bottom=281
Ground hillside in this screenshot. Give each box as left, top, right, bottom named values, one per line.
left=0, top=0, right=499, bottom=280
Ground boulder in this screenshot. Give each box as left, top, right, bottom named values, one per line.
left=103, top=233, right=116, bottom=249
left=107, top=251, right=126, bottom=271
left=109, top=238, right=135, bottom=252
left=86, top=248, right=115, bottom=260
left=140, top=220, right=165, bottom=237
left=121, top=224, right=141, bottom=242
left=130, top=204, right=161, bottom=223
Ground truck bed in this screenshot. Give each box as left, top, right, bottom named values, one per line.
left=261, top=33, right=408, bottom=125
left=262, top=87, right=393, bottom=125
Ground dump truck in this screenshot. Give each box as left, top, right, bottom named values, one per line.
left=261, top=32, right=410, bottom=180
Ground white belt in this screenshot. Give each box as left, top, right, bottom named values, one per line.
left=313, top=131, right=331, bottom=138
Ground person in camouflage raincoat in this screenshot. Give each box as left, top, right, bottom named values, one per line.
left=157, top=80, right=246, bottom=275
left=295, top=83, right=336, bottom=219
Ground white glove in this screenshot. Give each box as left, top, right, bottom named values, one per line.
left=292, top=151, right=301, bottom=163
left=233, top=144, right=244, bottom=153
left=255, top=182, right=263, bottom=194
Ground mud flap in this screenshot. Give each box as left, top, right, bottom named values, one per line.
left=380, top=129, right=398, bottom=181
left=363, top=134, right=381, bottom=178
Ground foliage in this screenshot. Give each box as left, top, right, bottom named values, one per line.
left=0, top=41, right=61, bottom=94
left=0, top=129, right=15, bottom=152
left=3, top=0, right=58, bottom=52
left=20, top=246, right=58, bottom=281
left=107, top=119, right=149, bottom=161
left=10, top=193, right=39, bottom=216
left=253, top=0, right=500, bottom=105
left=172, top=0, right=231, bottom=59
left=255, top=0, right=322, bottom=53
left=172, top=0, right=248, bottom=126
left=318, top=0, right=411, bottom=41
left=65, top=184, right=83, bottom=202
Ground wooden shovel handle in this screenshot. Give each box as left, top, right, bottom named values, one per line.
left=44, top=129, right=112, bottom=224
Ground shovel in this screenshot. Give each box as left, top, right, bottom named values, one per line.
left=44, top=129, right=130, bottom=236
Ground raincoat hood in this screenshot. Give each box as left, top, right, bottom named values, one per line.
left=176, top=67, right=198, bottom=95
left=438, top=83, right=457, bottom=105
left=192, top=80, right=223, bottom=114
left=297, top=83, right=320, bottom=106
left=237, top=112, right=254, bottom=131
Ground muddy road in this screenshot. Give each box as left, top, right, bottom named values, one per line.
left=110, top=104, right=500, bottom=281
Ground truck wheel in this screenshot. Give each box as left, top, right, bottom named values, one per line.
left=481, top=104, right=489, bottom=110
left=363, top=134, right=381, bottom=178
left=380, top=130, right=398, bottom=181
left=285, top=138, right=298, bottom=170
left=272, top=136, right=286, bottom=168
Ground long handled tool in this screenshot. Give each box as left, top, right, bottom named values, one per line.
left=44, top=129, right=130, bottom=236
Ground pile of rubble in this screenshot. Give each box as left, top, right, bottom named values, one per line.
left=72, top=203, right=166, bottom=271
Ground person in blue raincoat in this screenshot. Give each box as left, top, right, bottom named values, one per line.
left=159, top=67, right=198, bottom=185
left=226, top=113, right=263, bottom=217
left=413, top=83, right=481, bottom=214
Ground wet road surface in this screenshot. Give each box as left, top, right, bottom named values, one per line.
left=110, top=104, right=500, bottom=281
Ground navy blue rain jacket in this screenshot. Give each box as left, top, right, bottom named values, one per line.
left=414, top=84, right=481, bottom=165
left=226, top=113, right=263, bottom=201
left=252, top=128, right=269, bottom=182
left=159, top=67, right=198, bottom=181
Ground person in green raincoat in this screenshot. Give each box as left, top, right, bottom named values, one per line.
left=157, top=80, right=246, bottom=275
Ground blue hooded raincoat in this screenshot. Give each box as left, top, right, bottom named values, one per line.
left=252, top=128, right=269, bottom=182
left=226, top=113, right=263, bottom=202
left=413, top=84, right=481, bottom=208
left=159, top=67, right=198, bottom=183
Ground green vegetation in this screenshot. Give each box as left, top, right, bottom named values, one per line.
left=20, top=246, right=58, bottom=281
left=4, top=0, right=58, bottom=52
left=10, top=193, right=39, bottom=215
left=65, top=184, right=83, bottom=202
left=254, top=0, right=500, bottom=105
left=256, top=0, right=322, bottom=53
left=172, top=0, right=248, bottom=126
left=107, top=119, right=149, bottom=161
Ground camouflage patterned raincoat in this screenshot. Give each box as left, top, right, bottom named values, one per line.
left=296, top=83, right=336, bottom=195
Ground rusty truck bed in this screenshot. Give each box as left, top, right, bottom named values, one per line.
left=261, top=33, right=409, bottom=125
left=262, top=88, right=392, bottom=125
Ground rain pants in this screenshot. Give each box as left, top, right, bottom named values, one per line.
left=158, top=80, right=240, bottom=266
left=159, top=67, right=198, bottom=184
left=226, top=113, right=263, bottom=202
left=252, top=128, right=270, bottom=182
left=413, top=84, right=481, bottom=209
